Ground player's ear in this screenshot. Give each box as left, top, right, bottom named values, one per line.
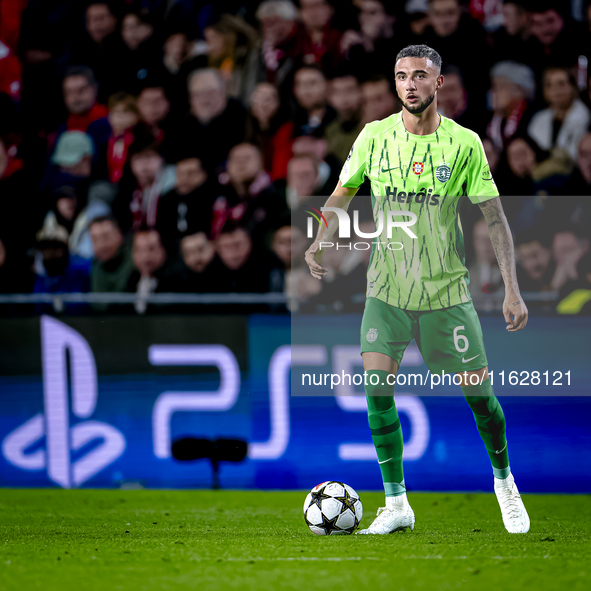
left=436, top=74, right=444, bottom=91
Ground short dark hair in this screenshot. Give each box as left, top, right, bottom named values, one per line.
left=441, top=63, right=464, bottom=84
left=396, top=45, right=442, bottom=73
left=88, top=215, right=119, bottom=232
left=362, top=74, right=394, bottom=93
left=63, top=65, right=97, bottom=86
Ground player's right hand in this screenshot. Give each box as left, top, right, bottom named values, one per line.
left=305, top=241, right=328, bottom=280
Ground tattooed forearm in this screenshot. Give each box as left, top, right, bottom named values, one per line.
left=478, top=197, right=520, bottom=293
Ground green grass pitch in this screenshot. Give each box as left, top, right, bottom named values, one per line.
left=0, top=490, right=589, bottom=591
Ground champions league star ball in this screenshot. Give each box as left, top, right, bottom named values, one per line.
left=303, top=481, right=363, bottom=535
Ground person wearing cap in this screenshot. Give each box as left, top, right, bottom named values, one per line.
left=32, top=218, right=91, bottom=313
left=51, top=130, right=95, bottom=178
left=487, top=61, right=536, bottom=152
left=256, top=0, right=302, bottom=99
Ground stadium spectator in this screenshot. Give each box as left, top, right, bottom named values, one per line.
left=292, top=65, right=335, bottom=137
left=297, top=0, right=342, bottom=67
left=361, top=75, right=397, bottom=124
left=491, top=1, right=532, bottom=63
left=487, top=61, right=535, bottom=152
left=163, top=31, right=188, bottom=76
left=135, top=83, right=171, bottom=146
left=437, top=65, right=486, bottom=136
left=121, top=12, right=154, bottom=52
left=423, top=0, right=492, bottom=99
left=246, top=82, right=294, bottom=179
left=527, top=67, right=590, bottom=162
left=341, top=0, right=401, bottom=80
left=51, top=131, right=94, bottom=180
left=44, top=131, right=96, bottom=202
left=516, top=231, right=555, bottom=292
left=271, top=223, right=294, bottom=270
left=33, top=221, right=91, bottom=302
left=211, top=143, right=286, bottom=244
left=560, top=133, right=591, bottom=195
left=110, top=11, right=167, bottom=97
left=496, top=137, right=539, bottom=196
left=102, top=93, right=140, bottom=184
left=58, top=66, right=108, bottom=135
left=112, top=141, right=176, bottom=233
left=405, top=0, right=430, bottom=36
left=550, top=230, right=590, bottom=291
left=174, top=232, right=225, bottom=292
left=285, top=152, right=320, bottom=208
left=128, top=228, right=179, bottom=312
left=215, top=223, right=284, bottom=293
left=290, top=134, right=340, bottom=195
left=65, top=2, right=123, bottom=102
left=174, top=68, right=247, bottom=170
left=325, top=72, right=363, bottom=164
left=525, top=3, right=588, bottom=78
left=186, top=14, right=261, bottom=106
left=156, top=155, right=219, bottom=254
left=256, top=0, right=301, bottom=97
left=89, top=216, right=133, bottom=295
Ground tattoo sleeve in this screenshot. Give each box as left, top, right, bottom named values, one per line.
left=478, top=197, right=520, bottom=294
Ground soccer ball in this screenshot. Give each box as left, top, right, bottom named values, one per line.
left=303, top=481, right=363, bottom=535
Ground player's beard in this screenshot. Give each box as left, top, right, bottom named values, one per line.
left=403, top=92, right=436, bottom=115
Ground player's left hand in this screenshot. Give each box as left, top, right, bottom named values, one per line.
left=503, top=292, right=528, bottom=332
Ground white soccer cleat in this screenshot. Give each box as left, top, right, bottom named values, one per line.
left=355, top=494, right=415, bottom=535
left=494, top=473, right=530, bottom=533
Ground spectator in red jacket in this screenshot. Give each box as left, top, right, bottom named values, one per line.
left=246, top=82, right=294, bottom=180
left=211, top=143, right=287, bottom=246
left=106, top=93, right=140, bottom=183
left=297, top=0, right=342, bottom=67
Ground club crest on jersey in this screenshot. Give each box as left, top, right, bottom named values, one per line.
left=412, top=162, right=424, bottom=175
left=435, top=162, right=451, bottom=182
left=366, top=328, right=378, bottom=343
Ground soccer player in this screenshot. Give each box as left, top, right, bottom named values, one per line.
left=304, top=45, right=530, bottom=534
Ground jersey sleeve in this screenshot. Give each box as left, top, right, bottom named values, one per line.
left=466, top=135, right=500, bottom=204
left=339, top=125, right=368, bottom=188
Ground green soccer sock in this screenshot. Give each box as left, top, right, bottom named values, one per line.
left=462, top=377, right=510, bottom=479
left=365, top=369, right=406, bottom=496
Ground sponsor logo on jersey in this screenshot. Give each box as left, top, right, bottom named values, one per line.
left=385, top=186, right=440, bottom=206
left=366, top=328, right=378, bottom=343
left=412, top=162, right=424, bottom=175
left=347, top=147, right=353, bottom=161
left=435, top=162, right=451, bottom=183
left=481, top=165, right=496, bottom=184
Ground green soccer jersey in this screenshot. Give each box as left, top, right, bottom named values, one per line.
left=339, top=111, right=499, bottom=311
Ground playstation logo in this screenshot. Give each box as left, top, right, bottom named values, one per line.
left=2, top=316, right=126, bottom=488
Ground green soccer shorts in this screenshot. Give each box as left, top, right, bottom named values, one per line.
left=360, top=296, right=489, bottom=375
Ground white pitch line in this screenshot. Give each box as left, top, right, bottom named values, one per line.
left=220, top=555, right=545, bottom=562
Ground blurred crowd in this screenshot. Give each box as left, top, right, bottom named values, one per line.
left=0, top=0, right=590, bottom=314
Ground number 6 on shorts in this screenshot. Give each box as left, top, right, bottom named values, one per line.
left=453, top=325, right=469, bottom=353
